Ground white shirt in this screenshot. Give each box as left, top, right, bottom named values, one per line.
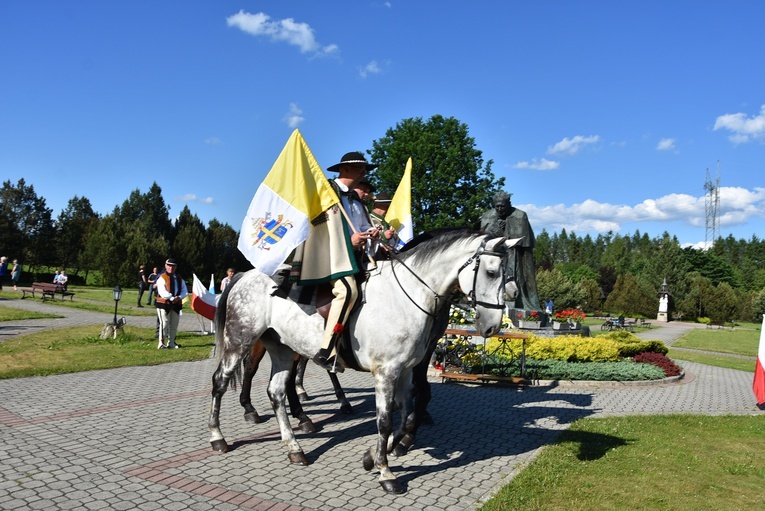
left=334, top=179, right=372, bottom=232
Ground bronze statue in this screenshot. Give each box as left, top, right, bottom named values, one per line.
left=480, top=191, right=540, bottom=310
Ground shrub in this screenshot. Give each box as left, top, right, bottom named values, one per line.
left=633, top=352, right=682, bottom=377
left=498, top=359, right=666, bottom=381
left=618, top=340, right=669, bottom=357
left=523, top=335, right=621, bottom=363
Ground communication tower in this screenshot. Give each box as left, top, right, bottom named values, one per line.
left=704, top=162, right=720, bottom=248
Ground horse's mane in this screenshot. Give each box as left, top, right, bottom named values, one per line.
left=396, top=228, right=485, bottom=262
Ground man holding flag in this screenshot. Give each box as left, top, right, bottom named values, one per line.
left=237, top=134, right=382, bottom=373
left=313, top=151, right=383, bottom=372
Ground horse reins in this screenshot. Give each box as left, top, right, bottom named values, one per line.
left=387, top=238, right=508, bottom=319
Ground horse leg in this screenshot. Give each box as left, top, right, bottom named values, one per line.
left=208, top=348, right=243, bottom=453
left=294, top=355, right=310, bottom=402
left=297, top=353, right=352, bottom=414
left=239, top=341, right=266, bottom=424
left=362, top=370, right=404, bottom=494
left=287, top=355, right=316, bottom=434
left=328, top=371, right=353, bottom=414
left=387, top=369, right=417, bottom=457
left=262, top=340, right=309, bottom=465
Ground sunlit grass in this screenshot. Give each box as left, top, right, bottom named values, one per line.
left=0, top=305, right=61, bottom=322
left=0, top=325, right=214, bottom=379
left=480, top=415, right=765, bottom=511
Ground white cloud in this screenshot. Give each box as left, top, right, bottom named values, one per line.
left=519, top=186, right=765, bottom=238
left=226, top=10, right=338, bottom=56
left=359, top=60, right=383, bottom=79
left=714, top=104, right=765, bottom=144
left=177, top=194, right=214, bottom=204
left=514, top=158, right=559, bottom=171
left=656, top=138, right=676, bottom=151
left=547, top=135, right=600, bottom=155
left=205, top=137, right=222, bottom=145
left=283, top=103, right=304, bottom=128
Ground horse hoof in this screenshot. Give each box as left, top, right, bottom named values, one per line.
left=393, top=444, right=407, bottom=457
left=298, top=419, right=316, bottom=434
left=340, top=401, right=354, bottom=414
left=362, top=448, right=374, bottom=471
left=297, top=391, right=310, bottom=402
left=379, top=479, right=404, bottom=494
left=288, top=451, right=309, bottom=465
left=244, top=412, right=262, bottom=424
left=210, top=439, right=229, bottom=453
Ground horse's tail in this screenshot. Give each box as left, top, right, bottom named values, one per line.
left=214, top=272, right=245, bottom=361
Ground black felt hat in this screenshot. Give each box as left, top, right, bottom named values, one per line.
left=358, top=178, right=376, bottom=192
left=327, top=151, right=378, bottom=173
left=374, top=192, right=392, bottom=203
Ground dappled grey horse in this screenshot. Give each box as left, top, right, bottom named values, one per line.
left=208, top=230, right=519, bottom=493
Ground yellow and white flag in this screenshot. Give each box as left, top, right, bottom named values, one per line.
left=385, top=157, right=414, bottom=248
left=238, top=130, right=340, bottom=275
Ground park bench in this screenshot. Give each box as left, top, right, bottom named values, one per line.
left=639, top=318, right=652, bottom=328
left=30, top=282, right=75, bottom=301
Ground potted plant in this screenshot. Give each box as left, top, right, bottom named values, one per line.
left=517, top=310, right=541, bottom=329
left=554, top=308, right=586, bottom=329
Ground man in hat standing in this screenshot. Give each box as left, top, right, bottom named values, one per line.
left=154, top=258, right=188, bottom=349
left=315, top=152, right=382, bottom=372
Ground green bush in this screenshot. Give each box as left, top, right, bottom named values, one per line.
left=519, top=359, right=666, bottom=381
left=523, top=335, right=621, bottom=363
left=618, top=340, right=669, bottom=357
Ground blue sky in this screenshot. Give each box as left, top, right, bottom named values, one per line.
left=2, top=1, right=764, bottom=248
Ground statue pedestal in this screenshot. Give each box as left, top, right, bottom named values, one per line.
left=656, top=312, right=669, bottom=323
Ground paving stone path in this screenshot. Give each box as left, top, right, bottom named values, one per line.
left=1, top=298, right=762, bottom=510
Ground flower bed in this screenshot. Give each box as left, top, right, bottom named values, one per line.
left=436, top=330, right=681, bottom=381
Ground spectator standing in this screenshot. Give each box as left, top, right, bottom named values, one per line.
left=0, top=257, right=7, bottom=290
left=146, top=267, right=158, bottom=305
left=220, top=268, right=235, bottom=292
left=11, top=259, right=21, bottom=291
left=137, top=264, right=148, bottom=307
left=154, top=258, right=188, bottom=349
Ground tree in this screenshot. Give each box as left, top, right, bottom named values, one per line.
left=707, top=282, right=737, bottom=324
left=536, top=268, right=584, bottom=311
left=368, top=115, right=504, bottom=233
left=56, top=196, right=99, bottom=271
left=603, top=274, right=656, bottom=317
left=0, top=178, right=55, bottom=268
left=171, top=206, right=206, bottom=276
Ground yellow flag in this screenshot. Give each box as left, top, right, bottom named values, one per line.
left=385, top=157, right=414, bottom=248
left=238, top=130, right=340, bottom=275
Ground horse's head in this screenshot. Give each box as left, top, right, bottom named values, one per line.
left=458, top=236, right=522, bottom=337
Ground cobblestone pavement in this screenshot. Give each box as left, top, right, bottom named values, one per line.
left=1, top=299, right=763, bottom=510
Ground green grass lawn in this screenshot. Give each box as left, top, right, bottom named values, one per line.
left=0, top=325, right=215, bottom=379
left=0, top=286, right=162, bottom=317
left=480, top=414, right=765, bottom=511
left=672, top=326, right=760, bottom=357
left=0, top=305, right=62, bottom=322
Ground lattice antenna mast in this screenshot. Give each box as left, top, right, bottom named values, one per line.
left=704, top=162, right=720, bottom=248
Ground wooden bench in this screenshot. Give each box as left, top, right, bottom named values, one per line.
left=639, top=318, right=652, bottom=328
left=31, top=282, right=75, bottom=301
left=18, top=286, right=36, bottom=299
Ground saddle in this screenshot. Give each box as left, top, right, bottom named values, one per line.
left=269, top=266, right=365, bottom=371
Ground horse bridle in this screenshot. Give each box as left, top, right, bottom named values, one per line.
left=388, top=238, right=508, bottom=319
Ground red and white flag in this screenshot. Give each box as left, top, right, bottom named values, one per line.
left=190, top=273, right=218, bottom=321
left=754, top=315, right=765, bottom=406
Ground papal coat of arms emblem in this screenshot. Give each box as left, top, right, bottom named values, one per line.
left=251, top=214, right=293, bottom=250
